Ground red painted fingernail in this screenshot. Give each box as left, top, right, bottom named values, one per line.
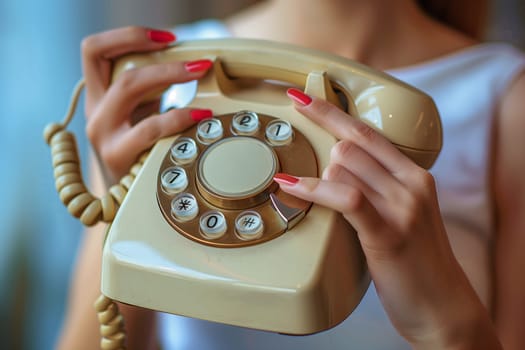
left=190, top=109, right=213, bottom=121
left=273, top=173, right=300, bottom=185
left=286, top=88, right=312, bottom=106
left=184, top=59, right=213, bottom=73
left=147, top=29, right=176, bottom=43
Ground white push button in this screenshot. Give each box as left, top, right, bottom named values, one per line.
left=199, top=211, right=227, bottom=239
left=171, top=193, right=198, bottom=221
left=171, top=137, right=198, bottom=164
left=161, top=166, right=188, bottom=193
left=265, top=119, right=293, bottom=145
left=235, top=211, right=263, bottom=240
left=232, top=111, right=259, bottom=135
left=197, top=118, right=223, bottom=144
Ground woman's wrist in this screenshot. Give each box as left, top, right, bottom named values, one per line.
left=415, top=318, right=501, bottom=350
left=410, top=289, right=501, bottom=350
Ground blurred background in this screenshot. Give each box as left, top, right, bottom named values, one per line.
left=0, top=0, right=523, bottom=349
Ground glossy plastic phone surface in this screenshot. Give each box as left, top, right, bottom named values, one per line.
left=101, top=38, right=441, bottom=334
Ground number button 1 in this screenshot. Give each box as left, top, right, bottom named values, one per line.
left=265, top=119, right=293, bottom=145
left=197, top=118, right=223, bottom=144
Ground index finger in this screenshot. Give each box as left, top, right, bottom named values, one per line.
left=286, top=88, right=416, bottom=174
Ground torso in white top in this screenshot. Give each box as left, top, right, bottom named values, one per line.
left=157, top=19, right=525, bottom=350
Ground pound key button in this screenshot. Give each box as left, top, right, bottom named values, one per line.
left=235, top=211, right=264, bottom=240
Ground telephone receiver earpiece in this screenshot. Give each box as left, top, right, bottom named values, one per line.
left=113, top=38, right=442, bottom=169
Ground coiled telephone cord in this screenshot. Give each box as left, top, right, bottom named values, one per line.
left=94, top=294, right=127, bottom=350
left=44, top=79, right=147, bottom=349
left=43, top=80, right=149, bottom=226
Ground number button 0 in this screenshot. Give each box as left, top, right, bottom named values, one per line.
left=161, top=166, right=188, bottom=193
left=197, top=118, right=223, bottom=144
left=171, top=137, right=198, bottom=164
left=199, top=211, right=227, bottom=239
left=265, top=119, right=293, bottom=145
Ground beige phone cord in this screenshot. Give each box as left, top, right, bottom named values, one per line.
left=44, top=79, right=149, bottom=349
left=43, top=79, right=149, bottom=227
left=94, top=294, right=127, bottom=350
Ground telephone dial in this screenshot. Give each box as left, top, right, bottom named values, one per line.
left=45, top=38, right=442, bottom=346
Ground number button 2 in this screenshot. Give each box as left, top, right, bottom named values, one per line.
left=232, top=111, right=259, bottom=135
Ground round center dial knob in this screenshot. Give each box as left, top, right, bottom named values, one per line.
left=197, top=137, right=279, bottom=209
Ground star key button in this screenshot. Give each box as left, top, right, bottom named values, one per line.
left=171, top=193, right=199, bottom=221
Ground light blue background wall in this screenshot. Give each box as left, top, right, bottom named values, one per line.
left=0, top=2, right=108, bottom=349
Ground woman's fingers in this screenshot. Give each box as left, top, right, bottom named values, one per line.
left=329, top=140, right=403, bottom=202
left=96, top=108, right=212, bottom=179
left=82, top=26, right=175, bottom=62
left=286, top=88, right=418, bottom=180
left=80, top=26, right=215, bottom=181
left=88, top=59, right=213, bottom=132
left=81, top=26, right=176, bottom=108
left=273, top=174, right=389, bottom=241
left=282, top=88, right=444, bottom=252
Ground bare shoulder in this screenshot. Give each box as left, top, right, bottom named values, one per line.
left=494, top=67, right=525, bottom=208
left=498, top=67, right=525, bottom=149
left=501, top=68, right=525, bottom=116
left=492, top=63, right=525, bottom=350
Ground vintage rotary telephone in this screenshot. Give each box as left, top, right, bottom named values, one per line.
left=45, top=38, right=442, bottom=348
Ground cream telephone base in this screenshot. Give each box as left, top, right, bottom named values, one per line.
left=45, top=38, right=442, bottom=341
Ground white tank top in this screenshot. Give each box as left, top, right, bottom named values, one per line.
left=158, top=20, right=525, bottom=350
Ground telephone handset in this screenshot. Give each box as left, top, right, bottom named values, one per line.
left=45, top=38, right=442, bottom=340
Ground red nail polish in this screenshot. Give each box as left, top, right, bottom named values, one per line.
left=190, top=109, right=213, bottom=121
left=286, top=88, right=312, bottom=106
left=184, top=59, right=213, bottom=73
left=273, top=173, right=300, bottom=185
left=147, top=29, right=176, bottom=43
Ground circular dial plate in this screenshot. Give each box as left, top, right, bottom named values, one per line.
left=156, top=112, right=318, bottom=248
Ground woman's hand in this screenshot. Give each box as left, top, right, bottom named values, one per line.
left=81, top=26, right=213, bottom=181
left=275, top=88, right=501, bottom=349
